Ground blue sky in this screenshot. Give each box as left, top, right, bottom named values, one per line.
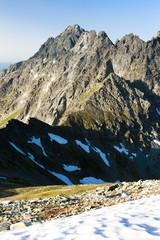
left=0, top=0, right=160, bottom=62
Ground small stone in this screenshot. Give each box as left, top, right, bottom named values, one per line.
left=108, top=184, right=119, bottom=191
left=121, top=192, right=130, bottom=198
left=85, top=205, right=91, bottom=211
left=0, top=222, right=11, bottom=231
left=10, top=222, right=31, bottom=230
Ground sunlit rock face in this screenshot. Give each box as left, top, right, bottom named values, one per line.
left=0, top=25, right=160, bottom=185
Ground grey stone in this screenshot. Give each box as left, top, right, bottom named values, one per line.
left=0, top=222, right=10, bottom=231
left=10, top=222, right=31, bottom=230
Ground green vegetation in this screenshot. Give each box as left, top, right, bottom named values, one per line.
left=0, top=183, right=112, bottom=201
left=66, top=104, right=105, bottom=129
left=0, top=108, right=22, bottom=128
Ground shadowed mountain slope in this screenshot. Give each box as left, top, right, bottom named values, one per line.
left=0, top=25, right=160, bottom=185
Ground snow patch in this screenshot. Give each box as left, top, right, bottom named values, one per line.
left=19, top=100, right=23, bottom=105
left=1, top=195, right=160, bottom=239
left=80, top=177, right=110, bottom=184
left=132, top=153, right=137, bottom=157
left=0, top=176, right=7, bottom=180
left=91, top=145, right=110, bottom=167
left=48, top=133, right=68, bottom=144
left=45, top=82, right=51, bottom=93
left=19, top=92, right=28, bottom=105
left=76, top=138, right=110, bottom=167
left=22, top=93, right=28, bottom=97
left=34, top=73, right=38, bottom=79
left=24, top=114, right=30, bottom=122
left=28, top=153, right=45, bottom=170
left=44, top=74, right=55, bottom=93
left=49, top=171, right=73, bottom=185
left=156, top=108, right=160, bottom=115
left=51, top=74, right=55, bottom=82
left=53, top=59, right=56, bottom=64
left=28, top=153, right=35, bottom=161
left=114, top=143, right=129, bottom=155
left=27, top=153, right=72, bottom=185
left=9, top=142, right=25, bottom=155
left=75, top=140, right=90, bottom=153
left=63, top=164, right=81, bottom=171
left=121, top=192, right=131, bottom=197
left=115, top=180, right=121, bottom=183
left=28, top=137, right=47, bottom=157
left=153, top=139, right=160, bottom=146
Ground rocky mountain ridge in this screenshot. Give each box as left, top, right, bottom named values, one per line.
left=0, top=25, right=160, bottom=185
left=0, top=179, right=160, bottom=231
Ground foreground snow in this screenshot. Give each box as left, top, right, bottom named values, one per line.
left=0, top=195, right=160, bottom=240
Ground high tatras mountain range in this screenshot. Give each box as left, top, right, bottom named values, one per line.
left=0, top=25, right=160, bottom=186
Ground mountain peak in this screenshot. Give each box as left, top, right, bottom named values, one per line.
left=64, top=24, right=85, bottom=35
left=119, top=33, right=144, bottom=45
left=1, top=25, right=160, bottom=185
left=154, top=30, right=160, bottom=39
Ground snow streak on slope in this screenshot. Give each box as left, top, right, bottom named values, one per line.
left=28, top=136, right=47, bottom=157
left=0, top=195, right=160, bottom=240
left=49, top=171, right=73, bottom=185
left=75, top=138, right=110, bottom=167
left=85, top=138, right=110, bottom=167
left=113, top=143, right=129, bottom=155
left=75, top=140, right=90, bottom=153
left=156, top=108, right=160, bottom=115
left=63, top=164, right=81, bottom=171
left=9, top=142, right=25, bottom=155
left=48, top=133, right=68, bottom=144
left=27, top=153, right=72, bottom=185
left=27, top=153, right=46, bottom=170
left=0, top=176, right=7, bottom=180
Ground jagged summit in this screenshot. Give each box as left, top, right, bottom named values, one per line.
left=64, top=24, right=85, bottom=33
left=31, top=24, right=85, bottom=61
left=0, top=25, right=160, bottom=185
left=156, top=30, right=160, bottom=38
left=0, top=25, right=160, bottom=131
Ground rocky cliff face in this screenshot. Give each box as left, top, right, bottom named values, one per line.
left=0, top=25, right=160, bottom=185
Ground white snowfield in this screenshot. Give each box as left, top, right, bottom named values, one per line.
left=0, top=195, right=160, bottom=240
left=48, top=133, right=68, bottom=144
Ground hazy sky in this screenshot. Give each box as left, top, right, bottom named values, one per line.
left=0, top=0, right=160, bottom=62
